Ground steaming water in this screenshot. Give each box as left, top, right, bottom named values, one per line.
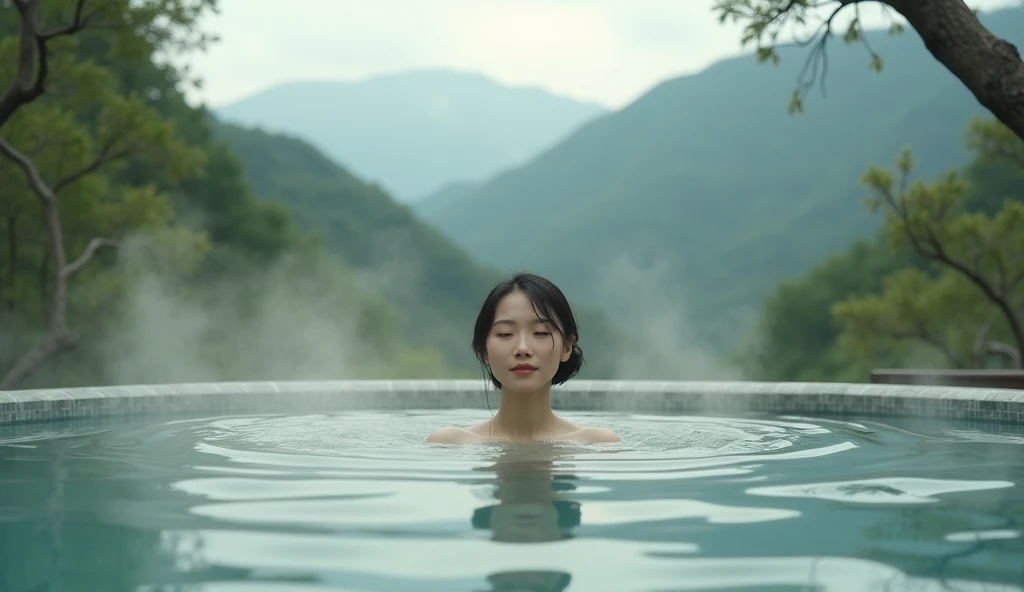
left=1, top=410, right=1023, bottom=591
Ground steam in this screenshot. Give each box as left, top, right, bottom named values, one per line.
left=593, top=255, right=748, bottom=381
left=94, top=234, right=389, bottom=385
left=54, top=234, right=753, bottom=387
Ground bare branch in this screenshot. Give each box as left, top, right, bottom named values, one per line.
left=985, top=341, right=1022, bottom=368
left=37, top=0, right=90, bottom=40
left=52, top=144, right=131, bottom=193
left=852, top=4, right=880, bottom=66
left=0, top=330, right=78, bottom=390
left=0, top=135, right=56, bottom=206
left=0, top=135, right=73, bottom=391
left=972, top=310, right=998, bottom=367
left=793, top=3, right=847, bottom=101
left=62, top=238, right=120, bottom=279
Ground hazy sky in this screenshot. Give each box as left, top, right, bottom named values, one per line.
left=184, top=0, right=1019, bottom=110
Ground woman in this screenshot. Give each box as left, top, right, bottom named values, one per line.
left=427, top=272, right=620, bottom=444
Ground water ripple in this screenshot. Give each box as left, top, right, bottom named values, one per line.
left=2, top=409, right=1022, bottom=591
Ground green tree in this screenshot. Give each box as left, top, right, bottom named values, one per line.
left=0, top=0, right=217, bottom=389
left=739, top=116, right=1024, bottom=381
left=712, top=0, right=1024, bottom=141
left=832, top=117, right=1024, bottom=369
left=734, top=238, right=914, bottom=382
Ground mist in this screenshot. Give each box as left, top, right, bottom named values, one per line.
left=77, top=240, right=754, bottom=387
left=86, top=233, right=421, bottom=386
left=593, top=255, right=748, bottom=381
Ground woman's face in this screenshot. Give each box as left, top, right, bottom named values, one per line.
left=484, top=290, right=573, bottom=393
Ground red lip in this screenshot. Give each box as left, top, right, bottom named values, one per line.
left=512, top=364, right=537, bottom=371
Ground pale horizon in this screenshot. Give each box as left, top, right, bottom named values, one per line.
left=181, top=0, right=1020, bottom=111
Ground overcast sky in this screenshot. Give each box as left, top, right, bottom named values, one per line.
left=183, top=0, right=1019, bottom=110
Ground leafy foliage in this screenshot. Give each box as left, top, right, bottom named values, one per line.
left=733, top=237, right=914, bottom=382
left=744, top=117, right=1024, bottom=380
left=831, top=267, right=1000, bottom=368
left=0, top=0, right=219, bottom=387
left=833, top=117, right=1024, bottom=368
left=712, top=0, right=902, bottom=113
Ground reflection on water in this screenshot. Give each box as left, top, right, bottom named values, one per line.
left=471, top=446, right=580, bottom=591
left=470, top=445, right=583, bottom=545
left=0, top=410, right=1022, bottom=591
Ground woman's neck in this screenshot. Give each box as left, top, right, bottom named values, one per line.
left=491, top=385, right=558, bottom=441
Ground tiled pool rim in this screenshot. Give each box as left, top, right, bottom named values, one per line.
left=2, top=379, right=1023, bottom=426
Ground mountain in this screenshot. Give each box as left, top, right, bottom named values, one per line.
left=412, top=180, right=479, bottom=218
left=419, top=7, right=1024, bottom=355
left=209, top=120, right=501, bottom=373
left=213, top=70, right=607, bottom=202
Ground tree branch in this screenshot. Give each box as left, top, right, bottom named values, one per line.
left=37, top=0, right=90, bottom=40
left=793, top=2, right=850, bottom=102
left=62, top=238, right=120, bottom=279
left=885, top=0, right=1024, bottom=141
left=985, top=340, right=1022, bottom=368
left=0, top=0, right=188, bottom=391
left=874, top=175, right=1024, bottom=367
left=720, top=0, right=1024, bottom=137
left=0, top=0, right=92, bottom=129
left=0, top=135, right=57, bottom=206
left=972, top=311, right=997, bottom=367
left=0, top=136, right=73, bottom=391
left=0, top=330, right=78, bottom=391
left=52, top=144, right=131, bottom=193
left=921, top=230, right=1024, bottom=366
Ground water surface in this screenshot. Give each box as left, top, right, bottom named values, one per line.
left=1, top=409, right=1022, bottom=591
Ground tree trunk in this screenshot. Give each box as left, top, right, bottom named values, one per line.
left=0, top=0, right=99, bottom=391
left=0, top=0, right=88, bottom=129
left=887, top=0, right=1024, bottom=142
left=0, top=139, right=77, bottom=391
left=0, top=1, right=42, bottom=129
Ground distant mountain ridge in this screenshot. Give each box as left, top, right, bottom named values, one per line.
left=418, top=7, right=1024, bottom=355
left=214, top=69, right=607, bottom=202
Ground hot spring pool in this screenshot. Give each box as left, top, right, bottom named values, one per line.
left=2, top=386, right=1024, bottom=592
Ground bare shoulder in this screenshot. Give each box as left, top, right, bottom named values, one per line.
left=553, top=417, right=620, bottom=443
left=578, top=426, right=621, bottom=443
left=426, top=426, right=486, bottom=445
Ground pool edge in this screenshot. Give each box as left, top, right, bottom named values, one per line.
left=1, top=379, right=1023, bottom=426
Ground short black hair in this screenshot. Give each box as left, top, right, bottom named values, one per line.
left=472, top=272, right=584, bottom=389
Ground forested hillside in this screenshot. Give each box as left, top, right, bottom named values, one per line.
left=208, top=121, right=503, bottom=374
